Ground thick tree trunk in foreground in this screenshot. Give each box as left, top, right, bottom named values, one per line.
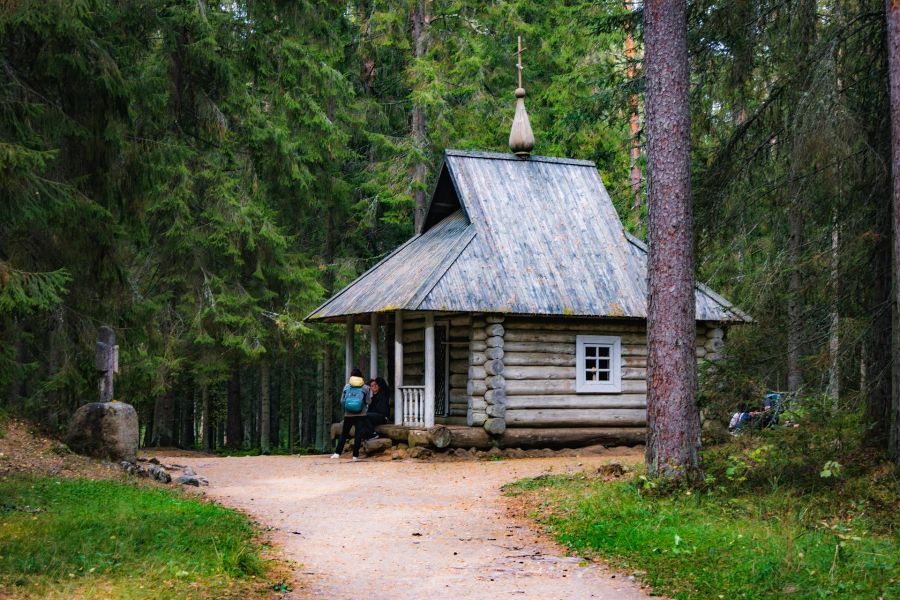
left=411, top=0, right=429, bottom=234
left=643, top=0, right=700, bottom=480
left=886, top=0, right=900, bottom=463
left=226, top=365, right=243, bottom=449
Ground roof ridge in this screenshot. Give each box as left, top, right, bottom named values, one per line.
left=444, top=149, right=595, bottom=167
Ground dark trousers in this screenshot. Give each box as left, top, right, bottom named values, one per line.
left=366, top=412, right=388, bottom=432
left=334, top=416, right=366, bottom=458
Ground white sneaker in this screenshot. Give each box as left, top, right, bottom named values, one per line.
left=351, top=456, right=360, bottom=461
left=330, top=453, right=340, bottom=459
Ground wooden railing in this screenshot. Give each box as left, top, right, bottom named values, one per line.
left=399, top=386, right=426, bottom=427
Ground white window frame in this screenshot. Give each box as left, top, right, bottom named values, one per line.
left=576, top=335, right=622, bottom=393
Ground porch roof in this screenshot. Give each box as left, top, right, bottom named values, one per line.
left=306, top=150, right=750, bottom=323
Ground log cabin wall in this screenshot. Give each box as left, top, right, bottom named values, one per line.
left=498, top=316, right=716, bottom=429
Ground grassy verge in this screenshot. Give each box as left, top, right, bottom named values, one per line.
left=0, top=476, right=278, bottom=599
left=506, top=425, right=899, bottom=599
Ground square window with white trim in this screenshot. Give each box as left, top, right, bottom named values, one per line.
left=576, top=335, right=622, bottom=393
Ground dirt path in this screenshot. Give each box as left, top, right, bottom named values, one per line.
left=172, top=450, right=650, bottom=600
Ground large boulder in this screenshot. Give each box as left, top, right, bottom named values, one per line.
left=66, top=402, right=138, bottom=462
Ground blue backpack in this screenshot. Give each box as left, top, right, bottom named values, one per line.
left=342, top=386, right=365, bottom=413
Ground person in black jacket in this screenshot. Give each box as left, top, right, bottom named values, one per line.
left=362, top=377, right=390, bottom=439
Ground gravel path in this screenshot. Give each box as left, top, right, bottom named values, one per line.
left=173, top=451, right=650, bottom=600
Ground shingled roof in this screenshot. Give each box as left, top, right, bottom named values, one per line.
left=306, top=150, right=750, bottom=323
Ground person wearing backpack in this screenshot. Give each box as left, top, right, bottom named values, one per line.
left=330, top=368, right=371, bottom=460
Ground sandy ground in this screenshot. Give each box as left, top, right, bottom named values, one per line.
left=169, top=450, right=651, bottom=600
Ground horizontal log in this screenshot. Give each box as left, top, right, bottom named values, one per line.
left=484, top=360, right=504, bottom=376
left=468, top=366, right=486, bottom=380
left=501, top=353, right=646, bottom=368
left=498, top=427, right=645, bottom=449
left=505, top=342, right=574, bottom=354
left=485, top=375, right=505, bottom=390
left=486, top=336, right=504, bottom=348
left=485, top=347, right=504, bottom=360
left=467, top=409, right=487, bottom=427
left=451, top=425, right=492, bottom=448
left=450, top=348, right=469, bottom=360
left=363, top=437, right=392, bottom=455
left=506, top=408, right=647, bottom=427
left=439, top=416, right=469, bottom=426
left=450, top=360, right=468, bottom=374
left=449, top=316, right=471, bottom=327
left=467, top=380, right=487, bottom=396
left=470, top=351, right=487, bottom=366
left=471, top=329, right=487, bottom=341
left=402, top=330, right=424, bottom=343
left=485, top=324, right=505, bottom=337
left=450, top=374, right=468, bottom=389
left=504, top=331, right=646, bottom=345
left=505, top=379, right=647, bottom=395
left=505, top=394, right=646, bottom=410
left=469, top=396, right=487, bottom=411
left=502, top=365, right=646, bottom=381
left=504, top=320, right=645, bottom=333
left=486, top=315, right=505, bottom=324
left=470, top=341, right=487, bottom=352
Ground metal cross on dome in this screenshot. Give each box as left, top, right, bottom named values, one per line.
left=513, top=35, right=526, bottom=89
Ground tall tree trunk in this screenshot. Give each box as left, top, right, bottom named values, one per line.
left=625, top=1, right=642, bottom=217
left=289, top=371, right=296, bottom=454
left=201, top=386, right=211, bottom=452
left=316, top=356, right=326, bottom=451
left=152, top=390, right=175, bottom=447
left=411, top=0, right=429, bottom=234
left=787, top=197, right=804, bottom=394
left=828, top=210, right=840, bottom=407
left=643, top=0, right=700, bottom=480
left=182, top=387, right=195, bottom=449
left=259, top=361, right=270, bottom=453
left=226, top=365, right=243, bottom=449
left=886, top=0, right=900, bottom=462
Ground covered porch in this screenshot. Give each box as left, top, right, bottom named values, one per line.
left=342, top=310, right=459, bottom=428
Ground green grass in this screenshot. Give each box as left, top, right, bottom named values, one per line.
left=506, top=425, right=899, bottom=599
left=0, top=476, right=270, bottom=599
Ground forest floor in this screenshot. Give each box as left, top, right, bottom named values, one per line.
left=162, top=448, right=653, bottom=600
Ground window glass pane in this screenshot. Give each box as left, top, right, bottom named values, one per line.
left=585, top=369, right=594, bottom=381
left=585, top=346, right=596, bottom=357
left=598, top=359, right=610, bottom=370
left=597, top=371, right=610, bottom=381
left=597, top=346, right=610, bottom=357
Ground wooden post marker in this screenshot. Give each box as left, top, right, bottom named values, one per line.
left=95, top=325, right=119, bottom=403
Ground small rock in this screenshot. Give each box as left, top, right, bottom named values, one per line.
left=175, top=475, right=208, bottom=487
left=486, top=447, right=503, bottom=458
left=183, top=466, right=196, bottom=476
left=148, top=457, right=160, bottom=465
left=597, top=462, right=626, bottom=477
left=147, top=464, right=171, bottom=483
left=408, top=447, right=432, bottom=459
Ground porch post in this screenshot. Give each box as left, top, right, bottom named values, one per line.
left=369, top=313, right=378, bottom=379
left=344, top=318, right=354, bottom=382
left=424, top=313, right=435, bottom=428
left=394, top=311, right=404, bottom=425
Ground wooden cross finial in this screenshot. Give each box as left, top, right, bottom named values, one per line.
left=514, top=35, right=526, bottom=89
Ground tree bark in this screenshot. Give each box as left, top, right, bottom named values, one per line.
left=289, top=371, right=296, bottom=453
left=226, top=365, right=243, bottom=449
left=787, top=196, right=804, bottom=394
left=181, top=387, right=195, bottom=449
left=201, top=385, right=211, bottom=452
left=828, top=210, right=840, bottom=407
left=411, top=0, right=429, bottom=234
left=152, top=390, right=176, bottom=447
left=643, top=0, right=700, bottom=480
left=625, top=1, right=642, bottom=217
left=259, top=361, right=270, bottom=453
left=886, top=0, right=900, bottom=462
